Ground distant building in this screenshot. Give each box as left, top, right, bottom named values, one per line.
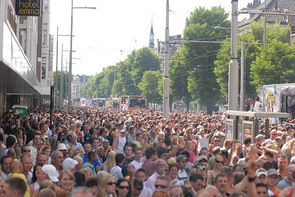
left=72, top=75, right=91, bottom=99
left=0, top=0, right=53, bottom=113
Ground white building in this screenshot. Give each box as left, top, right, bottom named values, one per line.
left=72, top=74, right=91, bottom=99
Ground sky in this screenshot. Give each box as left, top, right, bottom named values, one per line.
left=49, top=0, right=253, bottom=76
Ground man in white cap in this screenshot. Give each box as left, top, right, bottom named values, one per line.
left=57, top=143, right=68, bottom=158
left=41, top=164, right=59, bottom=183
left=255, top=168, right=268, bottom=185
left=62, top=158, right=78, bottom=173
left=177, top=155, right=189, bottom=179
left=117, top=129, right=126, bottom=154
left=267, top=168, right=281, bottom=196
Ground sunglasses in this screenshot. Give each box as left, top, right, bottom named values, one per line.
left=118, top=186, right=130, bottom=190
left=155, top=184, right=168, bottom=189
left=23, top=150, right=31, bottom=152
left=135, top=187, right=143, bottom=191
left=215, top=160, right=224, bottom=164
left=107, top=182, right=116, bottom=186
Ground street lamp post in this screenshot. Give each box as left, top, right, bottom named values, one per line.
left=163, top=0, right=170, bottom=120
left=60, top=44, right=64, bottom=107
left=68, top=0, right=96, bottom=109
left=228, top=0, right=239, bottom=111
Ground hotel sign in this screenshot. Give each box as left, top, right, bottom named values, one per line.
left=16, top=0, right=40, bottom=16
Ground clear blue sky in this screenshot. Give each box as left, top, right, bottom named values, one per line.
left=50, top=0, right=252, bottom=75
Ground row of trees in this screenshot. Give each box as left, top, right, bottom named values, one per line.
left=78, top=6, right=295, bottom=112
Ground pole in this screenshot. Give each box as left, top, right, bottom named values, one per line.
left=228, top=0, right=239, bottom=110
left=60, top=44, right=64, bottom=108
left=240, top=42, right=244, bottom=111
left=55, top=27, right=59, bottom=108
left=65, top=58, right=68, bottom=102
left=264, top=0, right=267, bottom=47
left=163, top=0, right=170, bottom=119
left=50, top=85, right=53, bottom=127
left=68, top=0, right=73, bottom=110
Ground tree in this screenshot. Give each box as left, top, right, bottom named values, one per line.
left=214, top=19, right=290, bottom=102
left=82, top=47, right=161, bottom=98
left=170, top=48, right=192, bottom=110
left=138, top=70, right=163, bottom=104
left=182, top=6, right=230, bottom=112
left=81, top=66, right=116, bottom=98
left=130, top=47, right=161, bottom=88
left=251, top=39, right=295, bottom=87
left=53, top=71, right=69, bottom=101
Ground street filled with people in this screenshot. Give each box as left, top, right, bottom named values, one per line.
left=0, top=107, right=295, bottom=197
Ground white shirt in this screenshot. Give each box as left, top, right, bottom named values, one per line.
left=30, top=146, right=38, bottom=165
left=198, top=135, right=209, bottom=151
left=131, top=160, right=143, bottom=171
left=178, top=169, right=188, bottom=179
left=117, top=136, right=126, bottom=154
left=110, top=165, right=123, bottom=182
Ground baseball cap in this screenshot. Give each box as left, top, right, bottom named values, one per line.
left=57, top=143, right=67, bottom=151
left=177, top=155, right=188, bottom=163
left=193, top=155, right=208, bottom=167
left=267, top=168, right=279, bottom=177
left=265, top=139, right=273, bottom=144
left=255, top=168, right=267, bottom=177
left=120, top=129, right=126, bottom=133
left=41, top=164, right=59, bottom=182
left=62, top=158, right=78, bottom=170
left=256, top=134, right=265, bottom=141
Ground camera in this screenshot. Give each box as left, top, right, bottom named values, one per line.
left=200, top=165, right=207, bottom=171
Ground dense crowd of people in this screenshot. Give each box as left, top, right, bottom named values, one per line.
left=0, top=107, right=295, bottom=197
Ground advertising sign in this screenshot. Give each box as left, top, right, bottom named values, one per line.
left=16, top=0, right=40, bottom=16
left=242, top=121, right=254, bottom=142
left=225, top=119, right=235, bottom=140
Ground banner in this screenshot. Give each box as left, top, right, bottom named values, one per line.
left=16, top=0, right=40, bottom=16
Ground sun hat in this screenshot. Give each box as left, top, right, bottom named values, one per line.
left=57, top=143, right=67, bottom=151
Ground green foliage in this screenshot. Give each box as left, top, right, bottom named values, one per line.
left=131, top=48, right=160, bottom=81
left=53, top=71, right=69, bottom=99
left=170, top=48, right=192, bottom=107
left=81, top=47, right=161, bottom=98
left=179, top=6, right=230, bottom=111
left=214, top=18, right=291, bottom=102
left=138, top=70, right=163, bottom=104
left=251, top=39, right=295, bottom=88
left=81, top=66, right=116, bottom=98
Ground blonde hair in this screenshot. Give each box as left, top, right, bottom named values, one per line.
left=59, top=170, right=75, bottom=191
left=81, top=168, right=92, bottom=175
left=169, top=179, right=184, bottom=197
left=96, top=173, right=117, bottom=197
left=40, top=145, right=51, bottom=153
left=101, top=150, right=116, bottom=173
left=39, top=180, right=55, bottom=191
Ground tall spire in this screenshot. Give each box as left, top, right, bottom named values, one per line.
left=149, top=16, right=155, bottom=50
left=185, top=12, right=190, bottom=29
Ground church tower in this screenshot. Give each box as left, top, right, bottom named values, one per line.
left=149, top=18, right=155, bottom=50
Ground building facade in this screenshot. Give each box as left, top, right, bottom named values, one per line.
left=0, top=0, right=52, bottom=114
left=72, top=74, right=91, bottom=100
